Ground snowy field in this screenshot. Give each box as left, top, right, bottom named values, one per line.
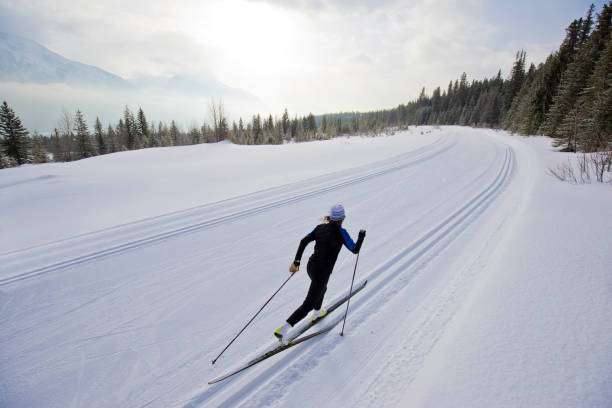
left=0, top=126, right=610, bottom=407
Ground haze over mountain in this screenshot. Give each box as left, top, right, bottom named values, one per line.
left=0, top=32, right=129, bottom=87
left=0, top=32, right=266, bottom=132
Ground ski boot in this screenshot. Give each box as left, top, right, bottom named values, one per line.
left=274, top=323, right=291, bottom=345
left=311, top=309, right=326, bottom=322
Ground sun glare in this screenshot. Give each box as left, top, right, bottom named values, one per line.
left=186, top=1, right=305, bottom=80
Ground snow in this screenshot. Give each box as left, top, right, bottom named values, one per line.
left=0, top=133, right=433, bottom=252
left=0, top=127, right=610, bottom=408
left=407, top=137, right=612, bottom=408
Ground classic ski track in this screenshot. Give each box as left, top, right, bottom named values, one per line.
left=182, top=144, right=515, bottom=407
left=1, top=135, right=448, bottom=258
left=0, top=136, right=454, bottom=287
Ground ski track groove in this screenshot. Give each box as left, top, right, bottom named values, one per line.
left=0, top=137, right=454, bottom=288
left=183, top=144, right=515, bottom=407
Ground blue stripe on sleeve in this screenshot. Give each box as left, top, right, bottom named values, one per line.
left=340, top=227, right=356, bottom=251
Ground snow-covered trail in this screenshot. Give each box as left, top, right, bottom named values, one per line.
left=0, top=128, right=527, bottom=408
left=0, top=135, right=453, bottom=286
left=188, top=135, right=520, bottom=408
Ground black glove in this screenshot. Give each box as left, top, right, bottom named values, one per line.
left=359, top=229, right=366, bottom=239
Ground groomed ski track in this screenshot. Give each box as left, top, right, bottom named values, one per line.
left=186, top=134, right=517, bottom=407
left=0, top=129, right=529, bottom=408
left=0, top=135, right=454, bottom=286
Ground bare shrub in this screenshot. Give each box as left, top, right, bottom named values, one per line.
left=591, top=152, right=611, bottom=183
left=548, top=158, right=578, bottom=184
left=578, top=153, right=591, bottom=183
left=548, top=152, right=612, bottom=184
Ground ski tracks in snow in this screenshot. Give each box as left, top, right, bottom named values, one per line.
left=0, top=135, right=453, bottom=287
left=1, top=130, right=527, bottom=408
left=183, top=136, right=517, bottom=407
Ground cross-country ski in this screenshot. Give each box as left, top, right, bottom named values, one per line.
left=208, top=279, right=367, bottom=385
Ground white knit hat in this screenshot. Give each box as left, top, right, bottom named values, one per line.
left=330, top=204, right=345, bottom=221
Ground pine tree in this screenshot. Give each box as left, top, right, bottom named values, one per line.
left=94, top=117, right=107, bottom=155
left=579, top=4, right=596, bottom=45
left=189, top=125, right=201, bottom=144
left=281, top=109, right=289, bottom=139
left=137, top=108, right=149, bottom=148
left=544, top=3, right=612, bottom=149
left=123, top=106, right=136, bottom=149
left=160, top=122, right=172, bottom=147
left=552, top=63, right=585, bottom=150
left=502, top=51, right=527, bottom=119
left=218, top=117, right=229, bottom=142
left=231, top=121, right=238, bottom=143
left=296, top=115, right=305, bottom=141
left=504, top=63, right=536, bottom=132
left=261, top=114, right=274, bottom=143
left=577, top=34, right=612, bottom=151
left=469, top=79, right=489, bottom=125
left=480, top=71, right=503, bottom=127
left=116, top=118, right=126, bottom=150
left=0, top=101, right=30, bottom=165
left=305, top=113, right=316, bottom=138
left=321, top=116, right=328, bottom=134
left=274, top=119, right=283, bottom=144
left=51, top=128, right=62, bottom=162
left=351, top=113, right=359, bottom=133
left=559, top=19, right=582, bottom=67
left=74, top=109, right=95, bottom=159
left=252, top=114, right=262, bottom=144
left=335, top=117, right=343, bottom=135
left=148, top=121, right=158, bottom=147
left=0, top=152, right=13, bottom=168
left=169, top=121, right=179, bottom=146
left=514, top=53, right=562, bottom=135
left=535, top=18, right=586, bottom=135
left=238, top=118, right=246, bottom=144
left=107, top=124, right=117, bottom=153
left=290, top=116, right=298, bottom=140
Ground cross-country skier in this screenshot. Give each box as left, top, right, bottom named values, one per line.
left=274, top=204, right=366, bottom=344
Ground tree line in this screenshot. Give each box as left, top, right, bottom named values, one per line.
left=1, top=2, right=610, bottom=168
left=335, top=2, right=611, bottom=152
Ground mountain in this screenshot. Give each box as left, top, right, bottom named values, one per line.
left=0, top=32, right=260, bottom=100
left=0, top=32, right=266, bottom=131
left=0, top=32, right=129, bottom=88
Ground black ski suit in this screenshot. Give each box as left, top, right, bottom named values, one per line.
left=286, top=222, right=365, bottom=326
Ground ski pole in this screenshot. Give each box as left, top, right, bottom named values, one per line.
left=212, top=272, right=295, bottom=364
left=340, top=252, right=360, bottom=336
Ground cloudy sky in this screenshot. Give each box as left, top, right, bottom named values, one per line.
left=0, top=0, right=603, bottom=117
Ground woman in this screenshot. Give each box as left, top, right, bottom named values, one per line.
left=274, top=204, right=366, bottom=344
